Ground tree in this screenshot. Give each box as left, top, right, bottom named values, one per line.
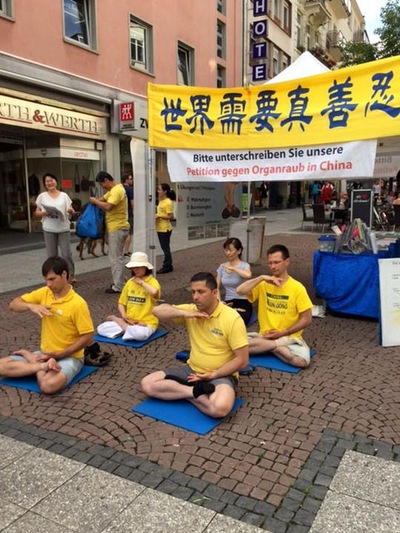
left=339, top=41, right=377, bottom=67
left=375, top=0, right=400, bottom=58
left=339, top=0, right=400, bottom=66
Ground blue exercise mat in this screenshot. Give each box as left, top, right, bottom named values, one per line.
left=0, top=365, right=99, bottom=393
left=132, top=397, right=244, bottom=435
left=249, top=349, right=316, bottom=374
left=94, top=329, right=168, bottom=348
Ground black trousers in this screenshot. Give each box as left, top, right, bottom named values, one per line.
left=225, top=298, right=253, bottom=325
left=157, top=230, right=172, bottom=269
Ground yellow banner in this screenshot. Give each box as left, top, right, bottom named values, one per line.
left=148, top=55, right=400, bottom=149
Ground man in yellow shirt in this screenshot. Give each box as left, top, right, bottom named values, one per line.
left=141, top=272, right=249, bottom=418
left=0, top=256, right=94, bottom=394
left=89, top=171, right=129, bottom=294
left=237, top=244, right=312, bottom=368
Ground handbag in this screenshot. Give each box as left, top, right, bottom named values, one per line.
left=75, top=203, right=105, bottom=239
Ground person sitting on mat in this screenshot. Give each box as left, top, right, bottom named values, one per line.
left=0, top=256, right=94, bottom=395
left=97, top=252, right=161, bottom=341
left=236, top=244, right=312, bottom=368
left=216, top=237, right=253, bottom=325
left=141, top=271, right=249, bottom=418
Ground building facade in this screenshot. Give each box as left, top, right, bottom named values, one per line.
left=0, top=0, right=242, bottom=234
left=244, top=0, right=368, bottom=207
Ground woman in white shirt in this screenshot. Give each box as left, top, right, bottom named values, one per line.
left=35, top=173, right=77, bottom=284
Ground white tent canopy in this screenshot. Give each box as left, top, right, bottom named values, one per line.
left=264, top=51, right=329, bottom=85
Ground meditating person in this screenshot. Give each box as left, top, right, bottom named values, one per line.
left=216, top=237, right=253, bottom=325
left=141, top=271, right=249, bottom=418
left=236, top=244, right=312, bottom=368
left=0, top=256, right=94, bottom=394
left=97, top=252, right=161, bottom=341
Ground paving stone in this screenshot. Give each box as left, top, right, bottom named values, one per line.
left=241, top=512, right=265, bottom=528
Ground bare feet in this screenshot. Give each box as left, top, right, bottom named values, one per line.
left=275, top=336, right=303, bottom=347
left=46, top=358, right=61, bottom=372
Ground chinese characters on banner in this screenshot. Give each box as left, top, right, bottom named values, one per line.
left=148, top=55, right=400, bottom=151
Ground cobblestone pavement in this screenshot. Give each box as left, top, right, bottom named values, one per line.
left=1, top=230, right=400, bottom=531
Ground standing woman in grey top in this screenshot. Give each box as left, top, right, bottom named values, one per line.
left=34, top=173, right=77, bottom=284
left=216, top=237, right=253, bottom=324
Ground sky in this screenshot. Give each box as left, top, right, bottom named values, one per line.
left=356, top=0, right=387, bottom=43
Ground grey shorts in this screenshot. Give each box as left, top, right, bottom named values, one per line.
left=10, top=352, right=84, bottom=386
left=287, top=340, right=310, bottom=365
left=164, top=364, right=237, bottom=389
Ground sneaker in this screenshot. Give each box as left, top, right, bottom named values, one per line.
left=230, top=205, right=241, bottom=218
left=157, top=267, right=173, bottom=274
left=105, top=286, right=121, bottom=294
left=221, top=207, right=231, bottom=219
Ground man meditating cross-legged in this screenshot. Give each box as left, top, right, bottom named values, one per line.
left=0, top=256, right=94, bottom=395
left=141, top=272, right=249, bottom=418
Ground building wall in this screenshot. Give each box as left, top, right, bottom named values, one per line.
left=0, top=0, right=243, bottom=96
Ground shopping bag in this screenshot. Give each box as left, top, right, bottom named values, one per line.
left=75, top=203, right=105, bottom=239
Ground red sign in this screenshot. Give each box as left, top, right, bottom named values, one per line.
left=119, top=102, right=135, bottom=130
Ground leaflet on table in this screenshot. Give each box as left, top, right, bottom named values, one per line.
left=41, top=205, right=65, bottom=220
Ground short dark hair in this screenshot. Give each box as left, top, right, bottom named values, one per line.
left=42, top=256, right=69, bottom=278
left=42, top=173, right=59, bottom=187
left=96, top=171, right=114, bottom=183
left=122, top=174, right=132, bottom=184
left=223, top=237, right=243, bottom=259
left=267, top=244, right=290, bottom=260
left=190, top=271, right=217, bottom=290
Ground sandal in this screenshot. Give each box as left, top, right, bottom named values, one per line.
left=85, top=351, right=111, bottom=367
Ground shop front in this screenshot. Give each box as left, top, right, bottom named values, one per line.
left=0, top=90, right=108, bottom=233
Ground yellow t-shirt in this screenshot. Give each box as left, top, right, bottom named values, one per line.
left=118, top=276, right=161, bottom=329
left=156, top=197, right=174, bottom=233
left=22, top=286, right=94, bottom=359
left=247, top=276, right=312, bottom=339
left=104, top=183, right=129, bottom=233
left=173, top=302, right=248, bottom=378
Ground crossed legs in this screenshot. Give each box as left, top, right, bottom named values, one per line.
left=141, top=369, right=236, bottom=418
left=0, top=350, right=67, bottom=394
left=248, top=335, right=310, bottom=368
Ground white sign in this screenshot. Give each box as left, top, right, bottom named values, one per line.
left=379, top=258, right=400, bottom=347
left=176, top=183, right=237, bottom=224
left=374, top=155, right=400, bottom=178
left=167, top=140, right=377, bottom=183
left=0, top=94, right=107, bottom=139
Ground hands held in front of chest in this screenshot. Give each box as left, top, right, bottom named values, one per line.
left=29, top=304, right=52, bottom=318
left=261, top=275, right=284, bottom=286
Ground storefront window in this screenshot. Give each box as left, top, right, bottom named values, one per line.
left=0, top=141, right=27, bottom=231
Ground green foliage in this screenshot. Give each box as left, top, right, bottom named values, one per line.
left=339, top=0, right=400, bottom=66
left=375, top=0, right=400, bottom=58
left=339, top=41, right=377, bottom=67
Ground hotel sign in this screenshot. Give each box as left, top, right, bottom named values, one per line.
left=251, top=0, right=268, bottom=82
left=0, top=94, right=107, bottom=139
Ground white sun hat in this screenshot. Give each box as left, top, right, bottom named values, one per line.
left=125, top=251, right=154, bottom=270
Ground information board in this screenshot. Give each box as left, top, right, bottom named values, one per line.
left=379, top=258, right=400, bottom=347
left=351, top=189, right=373, bottom=227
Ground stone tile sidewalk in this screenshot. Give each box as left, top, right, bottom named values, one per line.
left=1, top=220, right=400, bottom=531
